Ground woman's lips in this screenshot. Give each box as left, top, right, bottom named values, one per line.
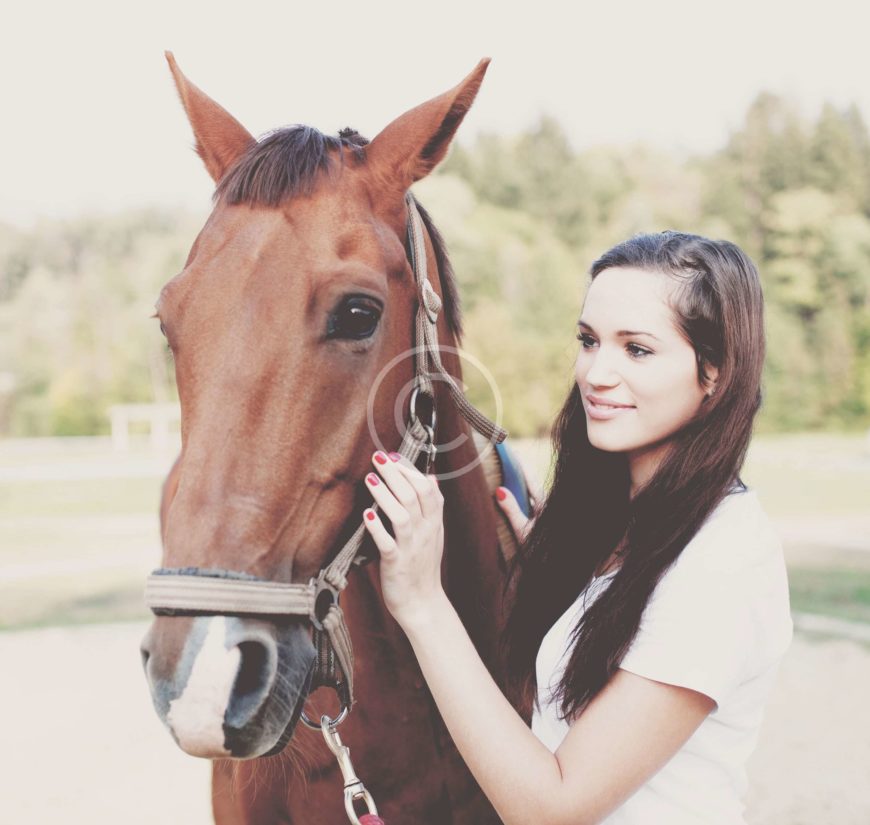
left=584, top=396, right=636, bottom=420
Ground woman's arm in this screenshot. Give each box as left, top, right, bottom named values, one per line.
left=361, top=451, right=714, bottom=825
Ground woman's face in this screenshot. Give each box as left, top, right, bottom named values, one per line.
left=574, top=266, right=717, bottom=474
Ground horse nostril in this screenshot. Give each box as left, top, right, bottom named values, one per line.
left=225, top=640, right=276, bottom=729
left=235, top=641, right=269, bottom=700
left=140, top=646, right=151, bottom=671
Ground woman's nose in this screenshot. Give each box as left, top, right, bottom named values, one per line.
left=582, top=347, right=620, bottom=387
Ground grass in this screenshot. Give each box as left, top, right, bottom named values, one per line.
left=788, top=567, right=870, bottom=625
left=1, top=432, right=868, bottom=632
left=741, top=431, right=870, bottom=516
left=0, top=438, right=168, bottom=630
left=0, top=477, right=162, bottom=517
left=0, top=514, right=158, bottom=567
left=516, top=431, right=870, bottom=519
left=0, top=573, right=150, bottom=631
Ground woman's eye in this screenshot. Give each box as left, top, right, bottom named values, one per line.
left=575, top=331, right=651, bottom=359
left=327, top=297, right=382, bottom=340
left=627, top=343, right=652, bottom=358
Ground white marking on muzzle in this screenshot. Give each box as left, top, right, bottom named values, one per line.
left=167, top=616, right=239, bottom=757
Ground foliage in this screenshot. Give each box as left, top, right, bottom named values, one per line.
left=1, top=94, right=869, bottom=436
left=442, top=96, right=870, bottom=435
left=0, top=210, right=190, bottom=435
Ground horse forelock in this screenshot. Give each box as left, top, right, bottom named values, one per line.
left=213, top=124, right=463, bottom=341
left=214, top=125, right=366, bottom=207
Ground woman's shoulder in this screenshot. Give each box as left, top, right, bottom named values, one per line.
left=676, top=485, right=784, bottom=577
left=622, top=483, right=793, bottom=704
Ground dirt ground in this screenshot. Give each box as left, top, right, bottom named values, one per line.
left=2, top=622, right=867, bottom=824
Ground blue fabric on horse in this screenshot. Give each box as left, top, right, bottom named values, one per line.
left=495, top=440, right=531, bottom=518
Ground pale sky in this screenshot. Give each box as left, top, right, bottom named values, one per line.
left=2, top=0, right=868, bottom=226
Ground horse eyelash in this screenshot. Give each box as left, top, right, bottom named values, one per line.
left=152, top=314, right=173, bottom=356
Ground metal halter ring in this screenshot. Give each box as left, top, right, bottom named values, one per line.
left=408, top=385, right=437, bottom=431
left=300, top=702, right=350, bottom=731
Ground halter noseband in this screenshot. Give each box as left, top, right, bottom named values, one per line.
left=143, top=194, right=508, bottom=727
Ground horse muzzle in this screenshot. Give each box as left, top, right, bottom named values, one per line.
left=140, top=615, right=315, bottom=759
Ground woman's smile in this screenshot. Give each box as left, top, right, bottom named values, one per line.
left=584, top=395, right=637, bottom=420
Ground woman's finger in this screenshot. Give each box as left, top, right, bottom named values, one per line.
left=362, top=508, right=398, bottom=558
left=370, top=451, right=422, bottom=520
left=385, top=452, right=443, bottom=518
left=495, top=486, right=533, bottom=541
left=364, top=472, right=412, bottom=533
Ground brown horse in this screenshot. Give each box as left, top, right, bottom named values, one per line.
left=140, top=54, right=514, bottom=824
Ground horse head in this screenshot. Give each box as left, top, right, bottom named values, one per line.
left=140, top=54, right=491, bottom=759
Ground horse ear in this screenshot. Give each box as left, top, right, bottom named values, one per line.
left=165, top=51, right=256, bottom=183
left=366, top=58, right=490, bottom=189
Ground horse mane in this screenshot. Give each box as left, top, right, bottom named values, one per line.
left=214, top=125, right=464, bottom=341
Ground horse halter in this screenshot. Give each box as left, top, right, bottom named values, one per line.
left=143, top=193, right=508, bottom=730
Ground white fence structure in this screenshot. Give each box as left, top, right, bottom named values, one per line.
left=108, top=403, right=180, bottom=452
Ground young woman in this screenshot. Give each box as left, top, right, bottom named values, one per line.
left=360, top=231, right=793, bottom=825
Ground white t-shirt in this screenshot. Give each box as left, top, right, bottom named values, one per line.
left=531, top=487, right=793, bottom=824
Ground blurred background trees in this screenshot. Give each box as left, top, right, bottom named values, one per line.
left=2, top=93, right=869, bottom=438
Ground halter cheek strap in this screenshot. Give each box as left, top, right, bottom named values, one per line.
left=143, top=194, right=508, bottom=716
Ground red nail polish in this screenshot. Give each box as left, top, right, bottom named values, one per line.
left=365, top=510, right=376, bottom=521
left=374, top=452, right=388, bottom=465
left=496, top=487, right=507, bottom=501
left=388, top=452, right=402, bottom=462
left=366, top=473, right=380, bottom=486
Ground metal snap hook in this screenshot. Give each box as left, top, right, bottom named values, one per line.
left=319, top=715, right=380, bottom=825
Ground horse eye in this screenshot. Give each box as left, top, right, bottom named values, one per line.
left=327, top=297, right=382, bottom=340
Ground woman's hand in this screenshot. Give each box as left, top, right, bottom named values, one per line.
left=361, top=450, right=446, bottom=627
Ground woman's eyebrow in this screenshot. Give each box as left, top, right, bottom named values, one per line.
left=577, top=319, right=661, bottom=342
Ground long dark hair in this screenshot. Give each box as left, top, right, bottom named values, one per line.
left=503, top=231, right=765, bottom=719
